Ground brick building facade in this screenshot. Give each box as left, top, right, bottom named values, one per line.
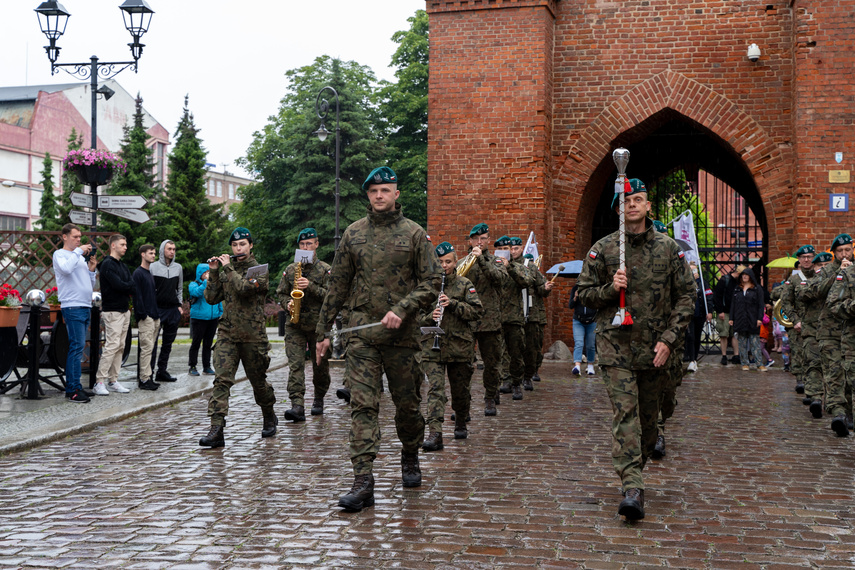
left=426, top=0, right=854, bottom=345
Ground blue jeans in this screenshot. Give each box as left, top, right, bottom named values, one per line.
left=62, top=306, right=90, bottom=393
left=573, top=319, right=597, bottom=363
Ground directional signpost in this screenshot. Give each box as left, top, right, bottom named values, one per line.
left=68, top=193, right=149, bottom=225
left=101, top=208, right=150, bottom=223
left=69, top=210, right=92, bottom=225
left=97, top=195, right=147, bottom=209
left=70, top=192, right=91, bottom=208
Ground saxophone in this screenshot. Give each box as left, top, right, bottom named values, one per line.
left=289, top=262, right=304, bottom=324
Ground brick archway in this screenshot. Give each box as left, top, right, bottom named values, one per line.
left=552, top=70, right=793, bottom=260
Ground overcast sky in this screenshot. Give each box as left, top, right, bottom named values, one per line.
left=1, top=0, right=426, bottom=177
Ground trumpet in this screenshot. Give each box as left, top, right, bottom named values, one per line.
left=431, top=274, right=446, bottom=351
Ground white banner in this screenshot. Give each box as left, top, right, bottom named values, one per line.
left=523, top=231, right=538, bottom=262
left=671, top=211, right=709, bottom=315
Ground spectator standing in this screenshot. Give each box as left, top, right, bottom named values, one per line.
left=568, top=283, right=597, bottom=376
left=188, top=263, right=222, bottom=376
left=133, top=244, right=161, bottom=391
left=94, top=234, right=135, bottom=395
left=759, top=304, right=774, bottom=367
left=150, top=239, right=183, bottom=383
left=713, top=265, right=743, bottom=365
left=729, top=268, right=766, bottom=371
left=684, top=262, right=713, bottom=373
left=52, top=223, right=97, bottom=403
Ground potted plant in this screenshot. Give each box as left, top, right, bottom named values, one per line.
left=64, top=148, right=128, bottom=186
left=0, top=284, right=22, bottom=328
left=45, top=286, right=60, bottom=322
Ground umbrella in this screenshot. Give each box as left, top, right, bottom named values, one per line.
left=767, top=256, right=797, bottom=268
left=545, top=260, right=584, bottom=278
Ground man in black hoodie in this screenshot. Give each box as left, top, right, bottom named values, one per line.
left=713, top=265, right=743, bottom=365
left=94, top=234, right=136, bottom=395
left=150, top=239, right=183, bottom=383
left=133, top=244, right=161, bottom=390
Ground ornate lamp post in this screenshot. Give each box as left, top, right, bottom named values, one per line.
left=313, top=86, right=341, bottom=251
left=35, top=0, right=155, bottom=233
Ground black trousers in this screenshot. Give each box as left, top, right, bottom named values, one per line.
left=151, top=306, right=181, bottom=375
left=684, top=316, right=706, bottom=360
left=189, top=317, right=219, bottom=369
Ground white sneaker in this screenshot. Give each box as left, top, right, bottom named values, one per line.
left=572, top=366, right=581, bottom=376
left=107, top=382, right=130, bottom=393
left=688, top=361, right=698, bottom=372
left=587, top=364, right=595, bottom=376
left=93, top=382, right=110, bottom=396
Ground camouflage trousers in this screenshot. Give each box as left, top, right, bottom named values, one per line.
left=419, top=360, right=473, bottom=432
left=600, top=366, right=663, bottom=491
left=788, top=327, right=802, bottom=377
left=208, top=341, right=275, bottom=427
left=801, top=335, right=824, bottom=400
left=501, top=323, right=526, bottom=387
left=284, top=324, right=331, bottom=407
left=658, top=338, right=686, bottom=435
left=820, top=338, right=851, bottom=417
left=347, top=338, right=425, bottom=475
left=523, top=322, right=545, bottom=380
left=474, top=330, right=503, bottom=399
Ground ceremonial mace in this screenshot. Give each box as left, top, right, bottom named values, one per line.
left=611, top=148, right=633, bottom=328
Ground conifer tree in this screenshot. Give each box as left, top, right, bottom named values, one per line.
left=36, top=153, right=61, bottom=231
left=57, top=128, right=84, bottom=224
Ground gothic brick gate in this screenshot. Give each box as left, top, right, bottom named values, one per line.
left=426, top=0, right=853, bottom=347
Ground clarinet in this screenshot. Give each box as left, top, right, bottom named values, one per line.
left=431, top=274, right=446, bottom=351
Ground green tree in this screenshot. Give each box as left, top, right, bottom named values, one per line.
left=36, top=153, right=61, bottom=231
left=235, top=56, right=386, bottom=272
left=162, top=95, right=228, bottom=280
left=58, top=128, right=84, bottom=223
left=378, top=9, right=429, bottom=227
left=101, top=94, right=169, bottom=270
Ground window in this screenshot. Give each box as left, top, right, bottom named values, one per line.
left=228, top=183, right=235, bottom=200
left=0, top=215, right=27, bottom=231
left=208, top=179, right=214, bottom=196
left=216, top=181, right=222, bottom=197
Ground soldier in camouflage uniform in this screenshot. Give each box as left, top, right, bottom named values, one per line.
left=497, top=236, right=536, bottom=401
left=577, top=179, right=695, bottom=520
left=418, top=242, right=484, bottom=451
left=800, top=236, right=853, bottom=437
left=787, top=247, right=816, bottom=404
left=277, top=228, right=332, bottom=422
left=315, top=166, right=441, bottom=512
left=825, top=247, right=855, bottom=433
left=522, top=253, right=554, bottom=389
left=464, top=223, right=509, bottom=416
left=199, top=227, right=278, bottom=448
left=794, top=251, right=832, bottom=420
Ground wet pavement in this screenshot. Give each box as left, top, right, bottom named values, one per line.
left=0, top=357, right=854, bottom=569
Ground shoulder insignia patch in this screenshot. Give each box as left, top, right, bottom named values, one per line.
left=785, top=280, right=790, bottom=284
left=426, top=234, right=431, bottom=242
left=469, top=287, right=477, bottom=294
left=816, top=268, right=822, bottom=274
left=589, top=250, right=598, bottom=259
left=837, top=275, right=844, bottom=281
left=677, top=251, right=685, bottom=259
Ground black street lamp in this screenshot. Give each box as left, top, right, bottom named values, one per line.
left=314, top=86, right=341, bottom=251
left=35, top=0, right=155, bottom=233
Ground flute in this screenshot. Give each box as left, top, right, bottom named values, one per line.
left=207, top=253, right=247, bottom=263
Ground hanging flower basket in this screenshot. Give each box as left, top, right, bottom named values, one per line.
left=64, top=149, right=127, bottom=186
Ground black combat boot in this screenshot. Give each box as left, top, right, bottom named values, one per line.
left=284, top=405, right=306, bottom=422
left=532, top=372, right=541, bottom=382
left=484, top=397, right=497, bottom=416
left=336, top=387, right=351, bottom=403
left=802, top=396, right=812, bottom=405
left=499, top=381, right=512, bottom=394
left=454, top=417, right=468, bottom=439
left=401, top=452, right=422, bottom=487
left=522, top=377, right=534, bottom=391
left=831, top=415, right=849, bottom=437
left=338, top=474, right=375, bottom=511
left=810, top=400, right=823, bottom=419
left=199, top=425, right=224, bottom=448
left=261, top=412, right=278, bottom=438
left=795, top=382, right=805, bottom=394
left=618, top=488, right=645, bottom=520
left=512, top=384, right=523, bottom=401
left=652, top=435, right=666, bottom=459
left=311, top=397, right=324, bottom=416
left=422, top=431, right=443, bottom=452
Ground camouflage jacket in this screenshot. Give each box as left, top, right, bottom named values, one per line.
left=418, top=271, right=483, bottom=362
left=526, top=266, right=552, bottom=325
left=810, top=260, right=848, bottom=341
left=500, top=258, right=536, bottom=326
left=796, top=261, right=841, bottom=339
left=777, top=275, right=799, bottom=328
left=276, top=258, right=331, bottom=332
left=826, top=264, right=855, bottom=353
left=464, top=250, right=508, bottom=333
left=577, top=219, right=695, bottom=370
left=315, top=203, right=441, bottom=348
left=205, top=253, right=269, bottom=343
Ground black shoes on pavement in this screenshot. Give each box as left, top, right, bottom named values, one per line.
left=65, top=389, right=90, bottom=403
left=199, top=425, right=225, bottom=448
left=512, top=385, right=523, bottom=401
left=422, top=432, right=443, bottom=452
left=794, top=382, right=805, bottom=394
left=484, top=398, right=497, bottom=416
left=336, top=387, right=351, bottom=403
left=401, top=452, right=422, bottom=487
left=138, top=379, right=160, bottom=391
left=311, top=398, right=324, bottom=416
left=831, top=415, right=849, bottom=437
left=499, top=382, right=512, bottom=394
left=522, top=377, right=534, bottom=391
left=338, top=474, right=375, bottom=511
left=619, top=488, right=645, bottom=520
left=261, top=413, right=278, bottom=438
left=652, top=435, right=666, bottom=459
left=284, top=405, right=306, bottom=422
left=156, top=370, right=177, bottom=383
left=810, top=400, right=823, bottom=419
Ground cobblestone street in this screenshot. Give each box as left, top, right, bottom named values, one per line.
left=1, top=360, right=854, bottom=569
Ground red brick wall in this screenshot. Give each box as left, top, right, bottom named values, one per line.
left=427, top=0, right=854, bottom=346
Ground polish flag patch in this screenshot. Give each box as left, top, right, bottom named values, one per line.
left=678, top=251, right=685, bottom=259
left=469, top=287, right=477, bottom=294
left=837, top=275, right=844, bottom=281
left=589, top=250, right=598, bottom=259
left=426, top=234, right=431, bottom=242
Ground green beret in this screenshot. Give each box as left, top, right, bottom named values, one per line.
left=435, top=241, right=455, bottom=257
left=469, top=223, right=489, bottom=238
left=795, top=244, right=816, bottom=256
left=523, top=253, right=534, bottom=260
left=509, top=237, right=523, bottom=246
left=494, top=235, right=511, bottom=247
left=830, top=233, right=853, bottom=251
left=229, top=227, right=252, bottom=244
left=362, top=166, right=398, bottom=190
left=653, top=220, right=668, bottom=234
left=611, top=178, right=648, bottom=209
left=297, top=228, right=317, bottom=243
left=813, top=251, right=833, bottom=264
